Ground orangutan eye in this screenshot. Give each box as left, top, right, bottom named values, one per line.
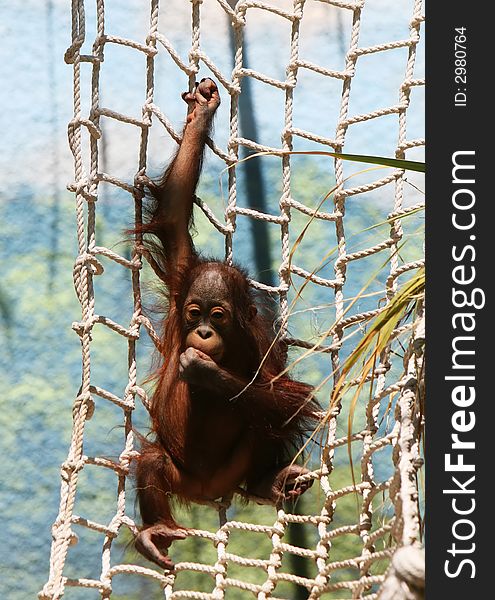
left=187, top=307, right=201, bottom=319
left=211, top=309, right=225, bottom=320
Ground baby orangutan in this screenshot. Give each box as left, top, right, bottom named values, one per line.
left=134, top=78, right=319, bottom=570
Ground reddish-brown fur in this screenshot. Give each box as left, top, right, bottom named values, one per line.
left=133, top=79, right=319, bottom=570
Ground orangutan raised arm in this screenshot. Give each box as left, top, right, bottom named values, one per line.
left=144, top=78, right=220, bottom=272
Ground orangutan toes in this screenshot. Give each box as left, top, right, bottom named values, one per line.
left=135, top=524, right=188, bottom=571
left=283, top=477, right=313, bottom=500
left=272, top=465, right=313, bottom=503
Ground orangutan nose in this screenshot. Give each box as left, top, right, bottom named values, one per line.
left=197, top=326, right=212, bottom=339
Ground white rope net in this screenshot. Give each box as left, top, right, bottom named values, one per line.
left=40, top=0, right=425, bottom=598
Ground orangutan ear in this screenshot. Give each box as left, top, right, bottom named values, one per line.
left=248, top=305, right=258, bottom=321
